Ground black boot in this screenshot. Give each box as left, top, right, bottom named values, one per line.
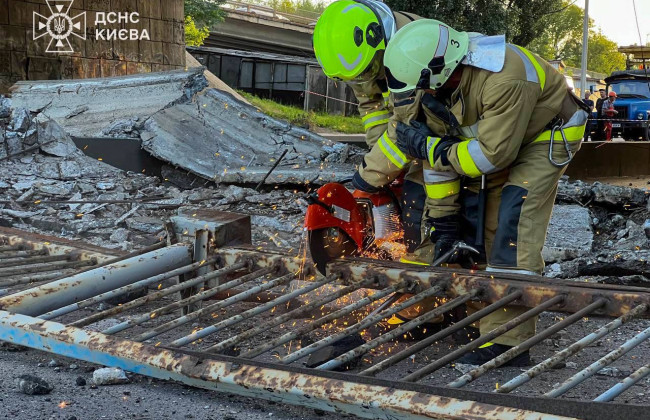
left=457, top=342, right=531, bottom=367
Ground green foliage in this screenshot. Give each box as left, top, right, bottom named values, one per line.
left=383, top=0, right=562, bottom=46
left=185, top=16, right=210, bottom=47
left=184, top=0, right=225, bottom=28
left=527, top=1, right=626, bottom=75
left=239, top=91, right=364, bottom=134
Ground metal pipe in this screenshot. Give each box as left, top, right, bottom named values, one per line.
left=317, top=290, right=480, bottom=371
left=360, top=291, right=523, bottom=377
left=208, top=280, right=375, bottom=353
left=102, top=267, right=275, bottom=335
left=594, top=364, right=650, bottom=402
left=545, top=325, right=650, bottom=398
left=240, top=282, right=407, bottom=359
left=184, top=229, right=209, bottom=314
left=449, top=298, right=607, bottom=388
left=402, top=295, right=565, bottom=382
left=39, top=258, right=221, bottom=320
left=0, top=249, right=46, bottom=259
left=281, top=284, right=447, bottom=364
left=0, top=310, right=568, bottom=420
left=0, top=244, right=193, bottom=316
left=0, top=259, right=96, bottom=276
left=0, top=254, right=70, bottom=268
left=0, top=271, right=76, bottom=287
left=498, top=303, right=649, bottom=393
left=171, top=274, right=339, bottom=348
left=70, top=262, right=247, bottom=327
left=134, top=272, right=295, bottom=342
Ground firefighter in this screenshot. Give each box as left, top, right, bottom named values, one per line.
left=378, top=19, right=588, bottom=365
left=313, top=1, right=462, bottom=331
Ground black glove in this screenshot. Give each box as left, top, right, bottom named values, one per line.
left=426, top=215, right=460, bottom=262
left=351, top=170, right=381, bottom=193
left=433, top=135, right=462, bottom=166
left=395, top=121, right=434, bottom=160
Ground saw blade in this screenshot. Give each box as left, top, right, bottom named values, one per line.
left=308, top=227, right=358, bottom=275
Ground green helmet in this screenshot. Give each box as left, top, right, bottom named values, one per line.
left=313, top=0, right=395, bottom=83
left=384, top=19, right=469, bottom=93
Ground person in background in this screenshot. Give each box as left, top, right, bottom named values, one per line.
left=594, top=89, right=607, bottom=140
left=602, top=91, right=619, bottom=141
left=583, top=91, right=594, bottom=141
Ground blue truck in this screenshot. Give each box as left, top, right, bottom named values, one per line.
left=604, top=70, right=650, bottom=141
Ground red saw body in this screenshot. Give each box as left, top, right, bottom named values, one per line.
left=305, top=182, right=404, bottom=275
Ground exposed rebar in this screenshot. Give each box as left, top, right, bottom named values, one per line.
left=240, top=281, right=408, bottom=359
left=401, top=294, right=565, bottom=382
left=595, top=363, right=650, bottom=402
left=133, top=272, right=295, bottom=342
left=317, top=290, right=480, bottom=371
left=281, top=283, right=446, bottom=364
left=360, top=291, right=523, bottom=377
left=545, top=324, right=650, bottom=398
left=498, top=303, right=649, bottom=393
left=448, top=298, right=607, bottom=388
left=102, top=267, right=275, bottom=335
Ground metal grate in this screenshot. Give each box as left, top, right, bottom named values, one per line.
left=1, top=213, right=650, bottom=419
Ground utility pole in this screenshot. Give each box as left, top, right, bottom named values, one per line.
left=580, top=0, right=589, bottom=95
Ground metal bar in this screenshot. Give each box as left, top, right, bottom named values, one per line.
left=171, top=274, right=339, bottom=348
left=402, top=295, right=565, bottom=382
left=0, top=249, right=46, bottom=259
left=218, top=248, right=650, bottom=317
left=594, top=364, right=650, bottom=402
left=0, top=311, right=567, bottom=420
left=0, top=244, right=22, bottom=252
left=360, top=291, right=523, bottom=377
left=183, top=229, right=209, bottom=314
left=449, top=298, right=607, bottom=388
left=207, top=280, right=374, bottom=353
left=0, top=259, right=95, bottom=276
left=0, top=254, right=70, bottom=268
left=102, top=267, right=275, bottom=335
left=0, top=243, right=193, bottom=316
left=240, top=281, right=408, bottom=359
left=317, top=290, right=480, bottom=371
left=498, top=303, right=649, bottom=394
left=545, top=325, right=650, bottom=398
left=70, top=262, right=247, bottom=327
left=134, top=272, right=295, bottom=342
left=39, top=258, right=221, bottom=320
left=281, top=284, right=447, bottom=364
left=0, top=271, right=77, bottom=287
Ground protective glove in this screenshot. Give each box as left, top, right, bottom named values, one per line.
left=351, top=170, right=381, bottom=193
left=395, top=121, right=435, bottom=161
left=425, top=215, right=460, bottom=262
left=432, top=135, right=462, bottom=166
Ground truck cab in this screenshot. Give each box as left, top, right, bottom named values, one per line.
left=605, top=70, right=650, bottom=141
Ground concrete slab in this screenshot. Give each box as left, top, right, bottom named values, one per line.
left=543, top=205, right=594, bottom=263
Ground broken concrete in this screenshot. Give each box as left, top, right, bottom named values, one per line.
left=543, top=205, right=594, bottom=262
left=15, top=375, right=53, bottom=395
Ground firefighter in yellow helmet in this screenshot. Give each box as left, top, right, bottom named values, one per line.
left=313, top=2, right=466, bottom=332
left=377, top=19, right=589, bottom=365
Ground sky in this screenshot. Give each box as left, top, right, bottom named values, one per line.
left=574, top=0, right=650, bottom=46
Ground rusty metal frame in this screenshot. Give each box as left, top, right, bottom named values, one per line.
left=2, top=214, right=650, bottom=419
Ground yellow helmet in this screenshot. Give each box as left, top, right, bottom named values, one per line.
left=313, top=0, right=396, bottom=83
left=384, top=19, right=469, bottom=93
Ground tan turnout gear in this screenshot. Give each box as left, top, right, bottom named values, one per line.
left=421, top=45, right=588, bottom=346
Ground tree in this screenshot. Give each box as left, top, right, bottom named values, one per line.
left=184, top=0, right=225, bottom=47
left=185, top=16, right=210, bottom=47
left=383, top=0, right=562, bottom=46
left=527, top=1, right=626, bottom=75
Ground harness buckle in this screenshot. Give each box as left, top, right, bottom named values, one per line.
left=548, top=119, right=573, bottom=167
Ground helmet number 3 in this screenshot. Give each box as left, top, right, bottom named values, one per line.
left=450, top=39, right=460, bottom=48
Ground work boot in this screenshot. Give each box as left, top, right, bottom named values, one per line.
left=305, top=333, right=365, bottom=371
left=452, top=326, right=481, bottom=345
left=456, top=342, right=531, bottom=367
